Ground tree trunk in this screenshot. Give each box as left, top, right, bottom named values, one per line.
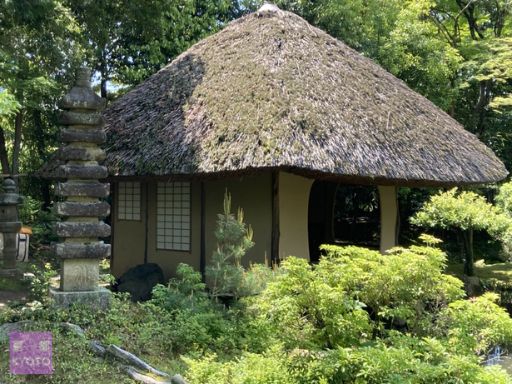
left=101, top=76, right=107, bottom=99
left=32, top=110, right=52, bottom=208
left=100, top=52, right=108, bottom=99
left=11, top=110, right=23, bottom=176
left=0, top=125, right=10, bottom=174
left=475, top=80, right=492, bottom=137
left=456, top=0, right=484, bottom=40
left=462, top=229, right=474, bottom=276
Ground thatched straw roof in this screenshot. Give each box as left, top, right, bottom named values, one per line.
left=103, top=4, right=507, bottom=186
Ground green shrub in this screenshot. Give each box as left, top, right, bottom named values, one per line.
left=29, top=262, right=58, bottom=303
left=481, top=277, right=512, bottom=313
left=249, top=244, right=464, bottom=350
left=185, top=338, right=512, bottom=384
left=496, top=182, right=512, bottom=217
left=184, top=346, right=295, bottom=384
left=181, top=243, right=512, bottom=383
left=249, top=256, right=372, bottom=349
left=319, top=244, right=464, bottom=333
left=151, top=263, right=210, bottom=312
left=437, top=293, right=512, bottom=355
left=5, top=243, right=512, bottom=383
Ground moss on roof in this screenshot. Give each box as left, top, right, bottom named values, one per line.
left=103, top=6, right=508, bottom=186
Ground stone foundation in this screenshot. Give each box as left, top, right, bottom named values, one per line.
left=49, top=287, right=111, bottom=310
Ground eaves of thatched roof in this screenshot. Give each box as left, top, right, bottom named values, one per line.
left=103, top=4, right=508, bottom=187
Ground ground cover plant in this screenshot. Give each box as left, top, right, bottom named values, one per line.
left=2, top=240, right=512, bottom=383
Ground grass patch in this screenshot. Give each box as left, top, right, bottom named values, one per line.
left=0, top=322, right=133, bottom=384
left=446, top=260, right=512, bottom=282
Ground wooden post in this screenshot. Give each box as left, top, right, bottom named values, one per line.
left=271, top=172, right=280, bottom=266
left=200, top=181, right=206, bottom=277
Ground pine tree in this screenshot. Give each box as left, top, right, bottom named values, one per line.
left=205, top=190, right=254, bottom=300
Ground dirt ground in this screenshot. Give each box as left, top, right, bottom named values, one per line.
left=0, top=291, right=28, bottom=310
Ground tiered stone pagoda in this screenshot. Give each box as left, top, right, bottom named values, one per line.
left=50, top=68, right=111, bottom=308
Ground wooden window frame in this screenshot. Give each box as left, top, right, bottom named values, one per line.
left=156, top=182, right=191, bottom=252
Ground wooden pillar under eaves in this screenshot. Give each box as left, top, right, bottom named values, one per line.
left=271, top=172, right=280, bottom=267
left=200, top=181, right=206, bottom=277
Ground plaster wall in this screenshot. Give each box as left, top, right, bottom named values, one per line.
left=204, top=174, right=272, bottom=266
left=278, top=172, right=313, bottom=260
left=111, top=182, right=146, bottom=277
left=378, top=185, right=398, bottom=253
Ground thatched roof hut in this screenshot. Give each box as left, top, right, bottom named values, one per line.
left=104, top=4, right=507, bottom=187
left=44, top=5, right=509, bottom=280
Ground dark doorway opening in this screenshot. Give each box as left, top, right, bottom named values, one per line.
left=308, top=182, right=380, bottom=263
left=308, top=181, right=337, bottom=263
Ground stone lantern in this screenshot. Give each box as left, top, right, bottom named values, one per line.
left=0, top=178, right=23, bottom=275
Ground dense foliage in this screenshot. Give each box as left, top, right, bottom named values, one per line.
left=2, top=1, right=512, bottom=382
left=411, top=188, right=512, bottom=275
left=184, top=243, right=512, bottom=383
left=2, top=242, right=512, bottom=382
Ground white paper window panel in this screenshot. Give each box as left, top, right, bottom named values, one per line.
left=118, top=182, right=141, bottom=221
left=156, top=182, right=191, bottom=251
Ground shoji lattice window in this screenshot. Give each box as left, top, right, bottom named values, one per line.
left=156, top=182, right=191, bottom=251
left=117, top=182, right=141, bottom=220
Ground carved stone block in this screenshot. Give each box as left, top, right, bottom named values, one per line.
left=60, top=128, right=106, bottom=144
left=60, top=259, right=99, bottom=291
left=56, top=182, right=110, bottom=198
left=55, top=165, right=108, bottom=179
left=49, top=287, right=111, bottom=309
left=59, top=87, right=106, bottom=111
left=56, top=201, right=110, bottom=217
left=56, top=222, right=111, bottom=238
left=54, top=242, right=111, bottom=259
left=59, top=111, right=104, bottom=126
left=58, top=146, right=106, bottom=162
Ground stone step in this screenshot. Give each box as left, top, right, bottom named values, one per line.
left=54, top=242, right=111, bottom=259
left=56, top=201, right=110, bottom=217
left=55, top=165, right=108, bottom=179
left=56, top=222, right=111, bottom=238
left=60, top=128, right=106, bottom=144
